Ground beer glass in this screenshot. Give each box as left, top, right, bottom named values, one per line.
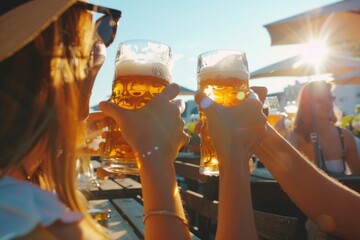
left=264, top=96, right=281, bottom=127
left=197, top=50, right=250, bottom=176
left=102, top=39, right=172, bottom=175
left=284, top=101, right=298, bottom=121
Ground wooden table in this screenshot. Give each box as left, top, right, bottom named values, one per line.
left=88, top=177, right=142, bottom=200
left=86, top=176, right=144, bottom=239
left=88, top=154, right=359, bottom=240
left=88, top=176, right=200, bottom=240
left=89, top=198, right=144, bottom=239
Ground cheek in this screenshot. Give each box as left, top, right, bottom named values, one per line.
left=93, top=43, right=106, bottom=67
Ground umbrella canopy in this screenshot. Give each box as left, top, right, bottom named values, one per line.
left=332, top=68, right=360, bottom=84
left=265, top=0, right=360, bottom=46
left=179, top=85, right=196, bottom=96
left=250, top=51, right=360, bottom=79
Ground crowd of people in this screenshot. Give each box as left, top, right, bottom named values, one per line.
left=1, top=1, right=360, bottom=240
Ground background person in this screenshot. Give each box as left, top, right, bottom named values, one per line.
left=286, top=81, right=360, bottom=239
left=246, top=86, right=360, bottom=240
left=287, top=80, right=360, bottom=175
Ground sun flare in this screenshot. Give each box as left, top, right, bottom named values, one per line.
left=300, top=39, right=329, bottom=66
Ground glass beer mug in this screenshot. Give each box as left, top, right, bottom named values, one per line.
left=102, top=39, right=172, bottom=175
left=264, top=96, right=281, bottom=127
left=197, top=50, right=251, bottom=176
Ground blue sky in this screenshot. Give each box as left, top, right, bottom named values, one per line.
left=89, top=0, right=339, bottom=107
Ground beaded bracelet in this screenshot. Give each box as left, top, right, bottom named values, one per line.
left=143, top=210, right=189, bottom=226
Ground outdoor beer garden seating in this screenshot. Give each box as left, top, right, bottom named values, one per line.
left=86, top=153, right=307, bottom=240
left=86, top=153, right=359, bottom=239
left=92, top=154, right=360, bottom=239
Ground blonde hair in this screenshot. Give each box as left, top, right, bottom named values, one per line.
left=0, top=5, right=107, bottom=239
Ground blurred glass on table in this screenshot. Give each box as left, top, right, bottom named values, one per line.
left=284, top=100, right=298, bottom=122
left=264, top=96, right=281, bottom=127
left=76, top=114, right=106, bottom=190
left=76, top=156, right=98, bottom=191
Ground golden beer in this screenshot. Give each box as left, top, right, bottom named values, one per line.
left=264, top=96, right=282, bottom=127
left=197, top=50, right=250, bottom=176
left=267, top=112, right=282, bottom=127
left=198, top=78, right=250, bottom=175
left=102, top=40, right=172, bottom=175
left=111, top=75, right=168, bottom=109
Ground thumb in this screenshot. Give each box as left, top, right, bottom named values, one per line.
left=154, top=83, right=180, bottom=102
left=250, top=86, right=267, bottom=104
left=194, top=90, right=216, bottom=113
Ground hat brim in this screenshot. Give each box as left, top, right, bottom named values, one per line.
left=0, top=0, right=77, bottom=61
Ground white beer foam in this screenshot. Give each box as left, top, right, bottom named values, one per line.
left=115, top=59, right=172, bottom=81
left=198, top=54, right=249, bottom=80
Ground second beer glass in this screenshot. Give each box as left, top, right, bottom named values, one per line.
left=102, top=39, right=172, bottom=175
left=197, top=50, right=250, bottom=176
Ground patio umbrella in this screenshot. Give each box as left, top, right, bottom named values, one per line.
left=265, top=0, right=360, bottom=46
left=179, top=85, right=196, bottom=96
left=250, top=51, right=360, bottom=79
left=332, top=68, right=360, bottom=84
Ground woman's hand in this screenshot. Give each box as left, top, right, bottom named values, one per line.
left=194, top=88, right=267, bottom=165
left=99, top=83, right=189, bottom=164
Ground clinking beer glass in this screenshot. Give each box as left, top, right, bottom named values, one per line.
left=197, top=50, right=251, bottom=176
left=102, top=39, right=172, bottom=175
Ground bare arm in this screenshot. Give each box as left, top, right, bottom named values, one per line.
left=195, top=90, right=267, bottom=239
left=100, top=84, right=191, bottom=240
left=217, top=152, right=257, bottom=239
left=255, top=124, right=360, bottom=239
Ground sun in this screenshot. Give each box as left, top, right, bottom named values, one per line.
left=300, top=39, right=329, bottom=66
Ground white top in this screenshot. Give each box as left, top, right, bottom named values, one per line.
left=325, top=159, right=349, bottom=174
left=0, top=176, right=83, bottom=240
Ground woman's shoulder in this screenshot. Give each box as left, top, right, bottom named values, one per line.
left=337, top=126, right=357, bottom=143
left=0, top=176, right=82, bottom=240
left=338, top=126, right=354, bottom=135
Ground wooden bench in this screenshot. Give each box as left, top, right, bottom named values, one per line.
left=175, top=159, right=298, bottom=240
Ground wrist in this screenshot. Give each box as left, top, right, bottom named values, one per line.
left=137, top=151, right=175, bottom=174
left=138, top=154, right=183, bottom=215
left=218, top=152, right=252, bottom=175
left=255, top=124, right=279, bottom=158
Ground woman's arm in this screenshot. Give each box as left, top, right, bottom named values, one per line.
left=100, top=84, right=191, bottom=240
left=195, top=90, right=267, bottom=239
left=255, top=124, right=360, bottom=239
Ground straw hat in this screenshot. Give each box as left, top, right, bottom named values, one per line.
left=0, top=0, right=78, bottom=61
